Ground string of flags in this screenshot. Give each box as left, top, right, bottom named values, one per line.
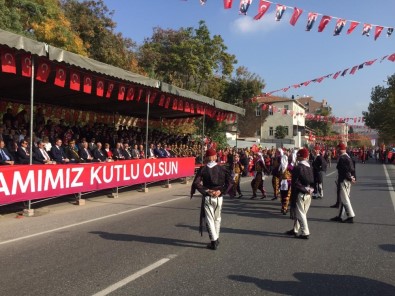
left=194, top=1, right=394, bottom=40
left=262, top=52, right=395, bottom=96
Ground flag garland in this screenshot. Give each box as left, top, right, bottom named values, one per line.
left=187, top=0, right=394, bottom=41
left=262, top=52, right=395, bottom=96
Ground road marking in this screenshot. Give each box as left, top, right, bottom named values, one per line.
left=383, top=164, right=395, bottom=212
left=0, top=197, right=186, bottom=246
left=92, top=254, right=177, bottom=296
left=326, top=171, right=336, bottom=177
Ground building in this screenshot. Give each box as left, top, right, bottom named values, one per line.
left=296, top=96, right=332, bottom=114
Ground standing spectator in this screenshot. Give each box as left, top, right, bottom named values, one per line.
left=286, top=148, right=314, bottom=239
left=312, top=146, right=327, bottom=199
left=232, top=153, right=244, bottom=199
left=191, top=148, right=233, bottom=250
left=330, top=143, right=356, bottom=223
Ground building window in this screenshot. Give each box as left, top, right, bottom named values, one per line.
left=269, top=127, right=274, bottom=136
left=284, top=104, right=289, bottom=110
left=284, top=126, right=289, bottom=135
left=256, top=105, right=261, bottom=116
left=257, top=129, right=261, bottom=136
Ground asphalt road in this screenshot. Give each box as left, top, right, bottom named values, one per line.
left=0, top=160, right=394, bottom=296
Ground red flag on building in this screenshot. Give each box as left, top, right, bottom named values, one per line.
left=347, top=21, right=359, bottom=34
left=83, top=75, right=92, bottom=94
left=136, top=88, right=143, bottom=102
left=1, top=50, right=16, bottom=74
left=289, top=7, right=303, bottom=26
left=318, top=15, right=331, bottom=32
left=374, top=26, right=384, bottom=40
left=254, top=0, right=271, bottom=20
left=184, top=101, right=190, bottom=112
left=223, top=0, right=233, bottom=9
left=69, top=70, right=81, bottom=91
left=106, top=82, right=115, bottom=98
left=96, top=79, right=104, bottom=97
left=178, top=99, right=184, bottom=111
left=36, top=59, right=51, bottom=82
left=126, top=87, right=135, bottom=100
left=172, top=98, right=178, bottom=110
left=118, top=84, right=126, bottom=100
left=54, top=66, right=66, bottom=87
left=21, top=54, right=32, bottom=77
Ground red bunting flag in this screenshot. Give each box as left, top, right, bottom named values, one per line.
left=184, top=101, right=190, bottom=112
left=254, top=0, right=271, bottom=20
left=347, top=21, right=359, bottom=34
left=1, top=50, right=16, bottom=74
left=178, top=99, right=184, bottom=111
left=164, top=97, right=171, bottom=109
left=190, top=103, right=194, bottom=113
left=118, top=84, right=126, bottom=100
left=136, top=88, right=143, bottom=102
left=172, top=98, right=178, bottom=110
left=83, top=75, right=92, bottom=94
left=69, top=70, right=81, bottom=91
left=318, top=15, right=331, bottom=32
left=365, top=59, right=377, bottom=66
left=223, top=0, right=233, bottom=9
left=388, top=53, right=395, bottom=62
left=290, top=7, right=303, bottom=26
left=36, top=59, right=51, bottom=82
left=96, top=79, right=104, bottom=97
left=106, top=82, right=115, bottom=98
left=349, top=66, right=358, bottom=75
left=54, top=66, right=67, bottom=87
left=21, top=54, right=32, bottom=77
left=158, top=94, right=165, bottom=106
left=374, top=26, right=384, bottom=40
left=126, top=87, right=134, bottom=100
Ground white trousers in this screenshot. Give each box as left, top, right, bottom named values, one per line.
left=204, top=196, right=223, bottom=241
left=339, top=180, right=355, bottom=220
left=294, top=192, right=312, bottom=236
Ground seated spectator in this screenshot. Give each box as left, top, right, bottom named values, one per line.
left=79, top=140, right=95, bottom=162
left=112, top=142, right=125, bottom=161
left=104, top=143, right=113, bottom=160
left=161, top=143, right=172, bottom=158
left=64, top=139, right=83, bottom=163
left=131, top=144, right=140, bottom=159
left=34, top=140, right=56, bottom=164
left=93, top=142, right=107, bottom=162
left=138, top=144, right=145, bottom=159
left=88, top=137, right=97, bottom=152
left=51, top=138, right=70, bottom=164
left=122, top=142, right=132, bottom=160
left=147, top=143, right=156, bottom=159
left=16, top=139, right=31, bottom=164
left=0, top=139, right=14, bottom=165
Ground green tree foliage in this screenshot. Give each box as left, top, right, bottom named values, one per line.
left=61, top=0, right=140, bottom=72
left=363, top=74, right=395, bottom=144
left=137, top=20, right=237, bottom=97
left=274, top=126, right=287, bottom=139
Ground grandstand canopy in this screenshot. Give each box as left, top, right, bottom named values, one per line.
left=0, top=29, right=244, bottom=121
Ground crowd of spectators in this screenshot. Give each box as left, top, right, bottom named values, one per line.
left=0, top=108, right=206, bottom=166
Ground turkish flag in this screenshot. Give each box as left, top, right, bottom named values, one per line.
left=126, top=87, right=135, bottom=100
left=178, top=99, right=183, bottom=111
left=387, top=53, right=395, bottom=62
left=54, top=66, right=67, bottom=87
left=1, top=50, right=16, bottom=74
left=374, top=26, right=384, bottom=40
left=145, top=91, right=157, bottom=103
left=223, top=0, right=233, bottom=9
left=172, top=98, right=178, bottom=110
left=290, top=7, right=303, bottom=26
left=158, top=95, right=165, bottom=106
left=36, top=59, right=51, bottom=82
left=69, top=70, right=81, bottom=91
left=365, top=59, right=376, bottom=66
left=136, top=88, right=143, bottom=102
left=347, top=21, right=359, bottom=34
left=96, top=79, right=104, bottom=97
left=106, top=82, right=114, bottom=98
left=190, top=103, right=194, bottom=113
left=118, top=84, right=126, bottom=100
left=349, top=66, right=358, bottom=75
left=184, top=101, right=190, bottom=112
left=333, top=71, right=341, bottom=79
left=164, top=97, right=171, bottom=109
left=254, top=0, right=271, bottom=20
left=318, top=15, right=331, bottom=32
left=21, top=54, right=32, bottom=77
left=83, top=75, right=92, bottom=94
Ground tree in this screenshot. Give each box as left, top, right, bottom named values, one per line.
left=137, top=20, right=237, bottom=97
left=274, top=126, right=287, bottom=139
left=363, top=74, right=395, bottom=144
left=305, top=108, right=332, bottom=137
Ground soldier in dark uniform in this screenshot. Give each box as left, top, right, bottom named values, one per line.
left=191, top=148, right=233, bottom=250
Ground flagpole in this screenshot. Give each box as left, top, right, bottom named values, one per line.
left=143, top=90, right=151, bottom=192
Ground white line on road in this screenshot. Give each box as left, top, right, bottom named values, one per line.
left=92, top=254, right=177, bottom=296
left=326, top=171, right=336, bottom=177
left=383, top=164, right=395, bottom=212
left=0, top=197, right=187, bottom=246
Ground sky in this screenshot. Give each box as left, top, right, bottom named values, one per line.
left=102, top=0, right=395, bottom=119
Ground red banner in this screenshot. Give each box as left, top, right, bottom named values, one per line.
left=0, top=158, right=195, bottom=205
